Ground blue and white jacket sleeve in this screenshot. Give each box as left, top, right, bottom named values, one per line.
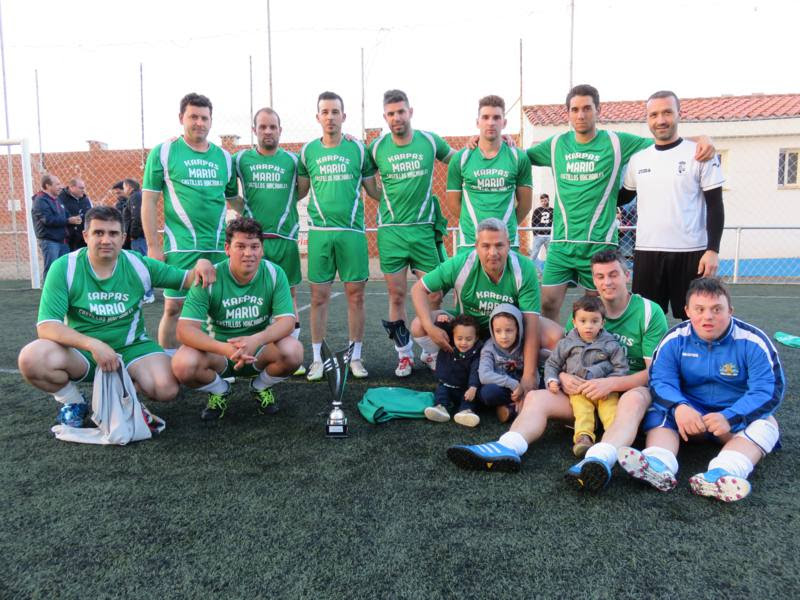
left=650, top=336, right=690, bottom=411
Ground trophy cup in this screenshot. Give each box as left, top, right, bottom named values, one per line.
left=322, top=340, right=354, bottom=438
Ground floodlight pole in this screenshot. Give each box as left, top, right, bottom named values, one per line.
left=249, top=55, right=254, bottom=146
left=35, top=69, right=43, bottom=169
left=569, top=0, right=575, bottom=89
left=267, top=0, right=273, bottom=107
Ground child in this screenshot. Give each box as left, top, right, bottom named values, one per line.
left=424, top=314, right=483, bottom=427
left=545, top=295, right=628, bottom=458
left=479, top=304, right=525, bottom=424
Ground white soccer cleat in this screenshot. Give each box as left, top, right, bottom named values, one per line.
left=617, top=447, right=677, bottom=492
left=306, top=361, right=324, bottom=382
left=689, top=468, right=751, bottom=502
left=395, top=356, right=413, bottom=378
left=350, top=359, right=369, bottom=379
left=420, top=350, right=437, bottom=371
left=293, top=364, right=307, bottom=376
left=453, top=409, right=480, bottom=428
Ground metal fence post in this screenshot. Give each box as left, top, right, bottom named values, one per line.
left=733, top=227, right=742, bottom=284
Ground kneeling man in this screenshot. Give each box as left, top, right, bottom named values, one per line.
left=172, top=217, right=303, bottom=420
left=19, top=206, right=214, bottom=424
left=618, top=278, right=784, bottom=502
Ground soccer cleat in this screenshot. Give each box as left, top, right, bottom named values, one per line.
left=306, top=361, right=324, bottom=382
left=447, top=442, right=521, bottom=473
left=565, top=457, right=612, bottom=492
left=293, top=364, right=307, bottom=376
left=453, top=409, right=480, bottom=428
left=689, top=468, right=751, bottom=502
left=349, top=359, right=369, bottom=379
left=57, top=402, right=89, bottom=428
left=201, top=389, right=231, bottom=421
left=617, top=447, right=677, bottom=492
left=394, top=356, right=413, bottom=378
left=420, top=350, right=437, bottom=371
left=424, top=404, right=450, bottom=423
left=251, top=383, right=279, bottom=415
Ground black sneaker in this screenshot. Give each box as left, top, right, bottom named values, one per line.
left=201, top=389, right=231, bottom=421
left=251, top=383, right=279, bottom=415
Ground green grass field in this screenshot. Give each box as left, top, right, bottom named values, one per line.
left=1, top=282, right=798, bottom=599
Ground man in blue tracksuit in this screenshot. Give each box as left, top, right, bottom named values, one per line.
left=617, top=277, right=784, bottom=502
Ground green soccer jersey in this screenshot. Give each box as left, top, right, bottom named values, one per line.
left=446, top=143, right=532, bottom=249
left=37, top=249, right=187, bottom=350
left=422, top=249, right=540, bottom=329
left=297, top=137, right=375, bottom=232
left=180, top=258, right=294, bottom=343
left=234, top=147, right=300, bottom=240
left=526, top=130, right=652, bottom=245
left=565, top=293, right=667, bottom=372
left=143, top=136, right=238, bottom=253
left=368, top=130, right=453, bottom=227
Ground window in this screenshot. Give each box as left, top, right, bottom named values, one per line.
left=778, top=149, right=799, bottom=188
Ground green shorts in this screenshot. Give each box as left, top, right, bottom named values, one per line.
left=71, top=337, right=164, bottom=383
left=164, top=251, right=226, bottom=299
left=218, top=344, right=266, bottom=379
left=436, top=240, right=448, bottom=263
left=263, top=237, right=301, bottom=287
left=541, top=242, right=616, bottom=290
left=377, top=225, right=442, bottom=275
left=307, top=229, right=368, bottom=283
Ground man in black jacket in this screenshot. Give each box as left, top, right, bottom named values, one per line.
left=123, top=178, right=147, bottom=255
left=32, top=174, right=80, bottom=281
left=58, top=178, right=93, bottom=251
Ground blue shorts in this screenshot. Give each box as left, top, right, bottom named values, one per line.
left=642, top=402, right=747, bottom=436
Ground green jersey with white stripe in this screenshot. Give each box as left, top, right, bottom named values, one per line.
left=526, top=130, right=652, bottom=245
left=234, top=147, right=300, bottom=240
left=368, top=130, right=452, bottom=226
left=37, top=248, right=187, bottom=349
left=180, top=258, right=294, bottom=343
left=446, top=143, right=532, bottom=249
left=143, top=136, right=238, bottom=253
left=297, top=138, right=375, bottom=231
left=565, top=293, right=667, bottom=372
left=421, top=249, right=540, bottom=329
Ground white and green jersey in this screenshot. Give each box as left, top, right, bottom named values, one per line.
left=37, top=249, right=187, bottom=350
left=143, top=136, right=238, bottom=254
left=566, top=293, right=667, bottom=372
left=234, top=147, right=300, bottom=240
left=180, top=258, right=294, bottom=343
left=447, top=143, right=532, bottom=249
left=368, top=130, right=452, bottom=227
left=526, top=130, right=652, bottom=245
left=422, top=249, right=540, bottom=329
left=297, top=137, right=375, bottom=232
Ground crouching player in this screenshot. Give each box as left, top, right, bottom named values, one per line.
left=618, top=278, right=784, bottom=502
left=172, top=217, right=303, bottom=420
left=18, top=206, right=215, bottom=424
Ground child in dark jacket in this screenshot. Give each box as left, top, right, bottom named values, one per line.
left=424, top=314, right=483, bottom=428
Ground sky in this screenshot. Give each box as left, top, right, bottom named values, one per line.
left=1, top=0, right=796, bottom=153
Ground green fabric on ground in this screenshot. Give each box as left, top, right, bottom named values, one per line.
left=358, top=387, right=435, bottom=423
left=775, top=331, right=800, bottom=349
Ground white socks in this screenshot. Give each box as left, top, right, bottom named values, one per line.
left=414, top=335, right=439, bottom=355
left=251, top=371, right=288, bottom=391
left=643, top=447, right=679, bottom=474
left=396, top=341, right=413, bottom=359
left=350, top=341, right=362, bottom=361
left=498, top=431, right=529, bottom=456
left=585, top=442, right=617, bottom=467
left=709, top=450, right=754, bottom=479
left=312, top=343, right=322, bottom=363
left=53, top=382, right=83, bottom=405
left=197, top=374, right=230, bottom=395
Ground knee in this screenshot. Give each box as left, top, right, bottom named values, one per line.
left=171, top=351, right=200, bottom=383
left=410, top=317, right=425, bottom=337
left=618, top=388, right=650, bottom=417
left=163, top=302, right=182, bottom=318
left=150, top=374, right=179, bottom=402
left=18, top=340, right=53, bottom=379
left=280, top=340, right=304, bottom=369
left=310, top=291, right=329, bottom=308
left=347, top=289, right=365, bottom=306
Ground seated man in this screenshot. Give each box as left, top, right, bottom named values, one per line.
left=447, top=248, right=668, bottom=492
left=618, top=278, right=784, bottom=502
left=18, top=206, right=214, bottom=424
left=172, top=217, right=303, bottom=421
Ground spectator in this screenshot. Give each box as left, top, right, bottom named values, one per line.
left=123, top=178, right=146, bottom=256
left=32, top=174, right=78, bottom=281
left=530, top=193, right=553, bottom=269
left=58, top=178, right=92, bottom=251
left=111, top=181, right=130, bottom=249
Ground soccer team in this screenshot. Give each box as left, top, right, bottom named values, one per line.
left=18, top=84, right=785, bottom=503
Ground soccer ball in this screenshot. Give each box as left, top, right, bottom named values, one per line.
left=57, top=403, right=89, bottom=428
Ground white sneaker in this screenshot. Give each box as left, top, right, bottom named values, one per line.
left=350, top=359, right=369, bottom=379
left=454, top=409, right=480, bottom=428
left=424, top=404, right=450, bottom=423
left=306, top=361, right=324, bottom=382
left=395, top=356, right=413, bottom=377
left=420, top=351, right=437, bottom=371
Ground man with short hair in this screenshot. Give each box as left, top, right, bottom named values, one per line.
left=18, top=206, right=215, bottom=425
left=526, top=84, right=715, bottom=322
left=618, top=278, right=783, bottom=502
left=173, top=217, right=303, bottom=421
left=448, top=248, right=668, bottom=494
left=530, top=193, right=553, bottom=269
left=32, top=174, right=78, bottom=281
left=297, top=91, right=380, bottom=381
left=368, top=89, right=455, bottom=377
left=123, top=178, right=147, bottom=256
left=141, top=92, right=238, bottom=352
left=447, top=95, right=532, bottom=254
left=58, top=178, right=93, bottom=251
left=618, top=90, right=725, bottom=320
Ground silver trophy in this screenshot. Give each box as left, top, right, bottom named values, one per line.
left=322, top=340, right=354, bottom=438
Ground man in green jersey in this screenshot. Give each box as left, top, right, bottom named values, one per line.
left=447, top=95, right=532, bottom=253
left=448, top=248, right=669, bottom=495
left=141, top=93, right=239, bottom=352
left=297, top=91, right=380, bottom=382
left=367, top=89, right=455, bottom=378
left=525, top=84, right=714, bottom=322
left=19, top=206, right=215, bottom=422
left=173, top=217, right=302, bottom=421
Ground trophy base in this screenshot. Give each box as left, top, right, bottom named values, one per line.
left=326, top=421, right=349, bottom=438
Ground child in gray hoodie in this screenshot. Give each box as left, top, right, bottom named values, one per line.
left=478, top=303, right=526, bottom=425
left=544, top=295, right=628, bottom=458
